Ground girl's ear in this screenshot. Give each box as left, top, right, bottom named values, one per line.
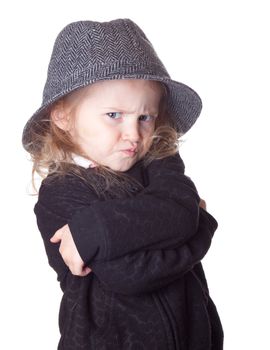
left=50, top=100, right=71, bottom=131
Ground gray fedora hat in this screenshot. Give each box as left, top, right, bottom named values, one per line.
left=22, top=18, right=202, bottom=152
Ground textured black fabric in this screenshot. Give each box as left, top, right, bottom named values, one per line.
left=34, top=154, right=224, bottom=349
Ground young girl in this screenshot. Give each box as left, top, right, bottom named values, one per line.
left=22, top=19, right=223, bottom=349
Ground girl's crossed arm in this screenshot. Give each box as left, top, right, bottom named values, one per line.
left=86, top=206, right=217, bottom=296
left=35, top=154, right=208, bottom=287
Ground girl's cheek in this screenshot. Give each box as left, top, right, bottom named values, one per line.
left=141, top=135, right=153, bottom=153
left=140, top=122, right=154, bottom=134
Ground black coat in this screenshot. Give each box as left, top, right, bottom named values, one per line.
left=34, top=153, right=224, bottom=350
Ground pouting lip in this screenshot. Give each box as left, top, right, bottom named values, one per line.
left=120, top=149, right=138, bottom=157
left=121, top=148, right=138, bottom=153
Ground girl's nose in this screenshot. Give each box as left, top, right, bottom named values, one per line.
left=121, top=119, right=141, bottom=143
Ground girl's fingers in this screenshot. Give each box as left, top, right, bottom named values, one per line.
left=50, top=223, right=92, bottom=276
left=50, top=224, right=68, bottom=243
left=50, top=232, right=61, bottom=243
left=199, top=198, right=207, bottom=210
left=69, top=265, right=92, bottom=277
left=79, top=267, right=92, bottom=277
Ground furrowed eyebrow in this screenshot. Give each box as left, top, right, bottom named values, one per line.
left=103, top=107, right=158, bottom=115
left=103, top=107, right=129, bottom=112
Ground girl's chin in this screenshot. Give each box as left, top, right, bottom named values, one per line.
left=94, top=151, right=146, bottom=172
left=105, top=159, right=139, bottom=172
left=110, top=163, right=136, bottom=172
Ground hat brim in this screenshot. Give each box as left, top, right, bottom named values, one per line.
left=22, top=74, right=202, bottom=152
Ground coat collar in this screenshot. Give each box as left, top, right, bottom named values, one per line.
left=71, top=153, right=97, bottom=169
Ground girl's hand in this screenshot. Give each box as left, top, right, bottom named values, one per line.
left=50, top=224, right=92, bottom=277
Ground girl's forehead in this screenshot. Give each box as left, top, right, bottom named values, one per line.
left=66, top=79, right=165, bottom=111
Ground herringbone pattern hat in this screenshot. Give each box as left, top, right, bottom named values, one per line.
left=22, top=18, right=202, bottom=152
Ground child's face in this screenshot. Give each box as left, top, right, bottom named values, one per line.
left=60, top=79, right=163, bottom=172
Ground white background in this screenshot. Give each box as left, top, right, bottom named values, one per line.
left=1, top=0, right=269, bottom=349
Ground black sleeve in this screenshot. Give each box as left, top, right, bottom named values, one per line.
left=89, top=207, right=218, bottom=296
left=34, top=202, right=70, bottom=283
left=68, top=154, right=201, bottom=264
left=34, top=172, right=101, bottom=283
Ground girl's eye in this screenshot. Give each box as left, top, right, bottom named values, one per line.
left=139, top=115, right=155, bottom=122
left=106, top=112, right=156, bottom=122
left=106, top=112, right=122, bottom=119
